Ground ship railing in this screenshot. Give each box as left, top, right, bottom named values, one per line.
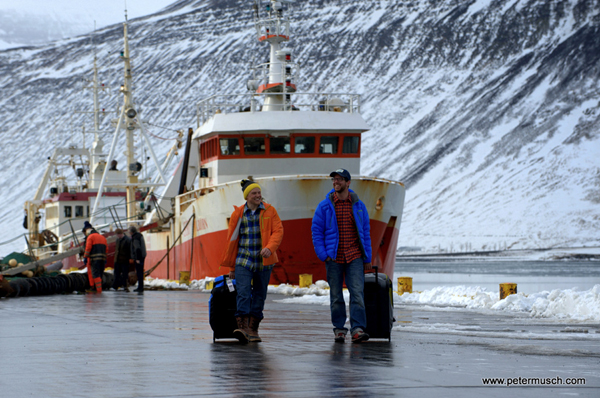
left=196, top=92, right=361, bottom=127
left=254, top=16, right=291, bottom=39
left=0, top=201, right=150, bottom=262
left=174, top=174, right=403, bottom=220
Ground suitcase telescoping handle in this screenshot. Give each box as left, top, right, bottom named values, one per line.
left=372, top=265, right=379, bottom=280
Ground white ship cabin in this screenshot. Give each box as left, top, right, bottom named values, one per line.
left=40, top=153, right=130, bottom=239
left=194, top=94, right=369, bottom=186
left=44, top=191, right=127, bottom=238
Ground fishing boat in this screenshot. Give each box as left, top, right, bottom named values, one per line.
left=141, top=0, right=405, bottom=284
left=15, top=16, right=181, bottom=273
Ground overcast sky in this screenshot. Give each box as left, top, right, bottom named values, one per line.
left=0, top=0, right=177, bottom=49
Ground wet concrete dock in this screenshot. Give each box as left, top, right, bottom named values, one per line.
left=1, top=290, right=599, bottom=397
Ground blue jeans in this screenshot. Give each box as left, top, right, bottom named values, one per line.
left=325, top=258, right=367, bottom=333
left=234, top=265, right=273, bottom=319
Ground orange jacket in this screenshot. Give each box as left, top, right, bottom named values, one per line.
left=220, top=202, right=284, bottom=270
left=84, top=231, right=107, bottom=262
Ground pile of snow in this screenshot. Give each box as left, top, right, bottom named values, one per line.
left=145, top=277, right=190, bottom=290
left=397, top=285, right=600, bottom=322
left=268, top=280, right=330, bottom=296
left=143, top=277, right=221, bottom=291
left=495, top=286, right=600, bottom=321
left=270, top=280, right=600, bottom=323
left=397, top=286, right=497, bottom=309
left=134, top=275, right=600, bottom=323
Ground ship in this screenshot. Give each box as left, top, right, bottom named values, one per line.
left=141, top=0, right=406, bottom=284
left=6, top=1, right=405, bottom=286
left=14, top=15, right=183, bottom=274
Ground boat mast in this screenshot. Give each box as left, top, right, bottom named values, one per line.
left=121, top=13, right=138, bottom=222
left=254, top=0, right=295, bottom=111
left=89, top=44, right=106, bottom=189
left=90, top=12, right=167, bottom=226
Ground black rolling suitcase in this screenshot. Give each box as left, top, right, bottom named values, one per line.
left=364, top=266, right=394, bottom=341
left=208, top=275, right=238, bottom=342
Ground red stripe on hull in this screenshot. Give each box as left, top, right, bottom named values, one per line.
left=146, top=218, right=398, bottom=285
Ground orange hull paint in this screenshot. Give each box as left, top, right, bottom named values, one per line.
left=145, top=218, right=398, bottom=285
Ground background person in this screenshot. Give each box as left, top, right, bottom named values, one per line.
left=129, top=225, right=146, bottom=293
left=80, top=221, right=93, bottom=287
left=112, top=228, right=131, bottom=292
left=220, top=179, right=284, bottom=343
left=311, top=168, right=372, bottom=343
left=83, top=223, right=107, bottom=293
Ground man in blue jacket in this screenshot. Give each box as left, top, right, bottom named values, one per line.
left=311, top=168, right=372, bottom=343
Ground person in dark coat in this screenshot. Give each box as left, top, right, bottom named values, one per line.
left=129, top=225, right=146, bottom=292
left=80, top=221, right=93, bottom=285
left=112, top=228, right=131, bottom=292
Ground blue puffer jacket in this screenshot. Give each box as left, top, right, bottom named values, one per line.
left=311, top=189, right=372, bottom=263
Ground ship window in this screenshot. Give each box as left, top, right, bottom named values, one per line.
left=244, top=137, right=265, bottom=155
left=87, top=206, right=90, bottom=217
left=64, top=206, right=72, bottom=218
left=220, top=138, right=240, bottom=155
left=343, top=136, right=360, bottom=154
left=270, top=136, right=290, bottom=154
left=294, top=136, right=315, bottom=154
left=75, top=206, right=84, bottom=218
left=319, top=136, right=339, bottom=154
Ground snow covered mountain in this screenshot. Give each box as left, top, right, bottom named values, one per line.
left=0, top=9, right=89, bottom=50
left=1, top=0, right=599, bottom=254
left=0, top=1, right=175, bottom=50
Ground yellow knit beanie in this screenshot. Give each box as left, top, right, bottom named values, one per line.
left=241, top=179, right=261, bottom=199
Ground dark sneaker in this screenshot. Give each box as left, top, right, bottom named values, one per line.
left=334, top=330, right=346, bottom=343
left=351, top=329, right=369, bottom=343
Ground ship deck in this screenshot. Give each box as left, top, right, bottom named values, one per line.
left=1, top=290, right=599, bottom=397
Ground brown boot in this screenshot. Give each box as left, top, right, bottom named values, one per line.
left=248, top=316, right=262, bottom=343
left=233, top=316, right=250, bottom=343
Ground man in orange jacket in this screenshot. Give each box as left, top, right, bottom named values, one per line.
left=220, top=179, right=283, bottom=343
left=83, top=224, right=107, bottom=293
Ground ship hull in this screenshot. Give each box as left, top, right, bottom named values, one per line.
left=144, top=176, right=404, bottom=284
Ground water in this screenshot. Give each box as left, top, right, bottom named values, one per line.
left=393, top=260, right=600, bottom=294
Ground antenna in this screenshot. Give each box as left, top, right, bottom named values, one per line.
left=93, top=20, right=97, bottom=53
left=125, top=0, right=128, bottom=22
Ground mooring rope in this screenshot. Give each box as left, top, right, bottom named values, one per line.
left=144, top=213, right=195, bottom=276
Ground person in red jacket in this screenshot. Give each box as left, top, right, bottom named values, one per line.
left=83, top=224, right=107, bottom=293
left=220, top=179, right=284, bottom=343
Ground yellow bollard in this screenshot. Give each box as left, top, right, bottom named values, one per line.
left=299, top=274, right=313, bottom=288
left=499, top=283, right=517, bottom=299
left=397, top=277, right=413, bottom=295
left=179, top=271, right=191, bottom=285
left=205, top=280, right=214, bottom=291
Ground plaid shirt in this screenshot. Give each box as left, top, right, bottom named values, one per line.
left=333, top=193, right=362, bottom=264
left=236, top=202, right=271, bottom=271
